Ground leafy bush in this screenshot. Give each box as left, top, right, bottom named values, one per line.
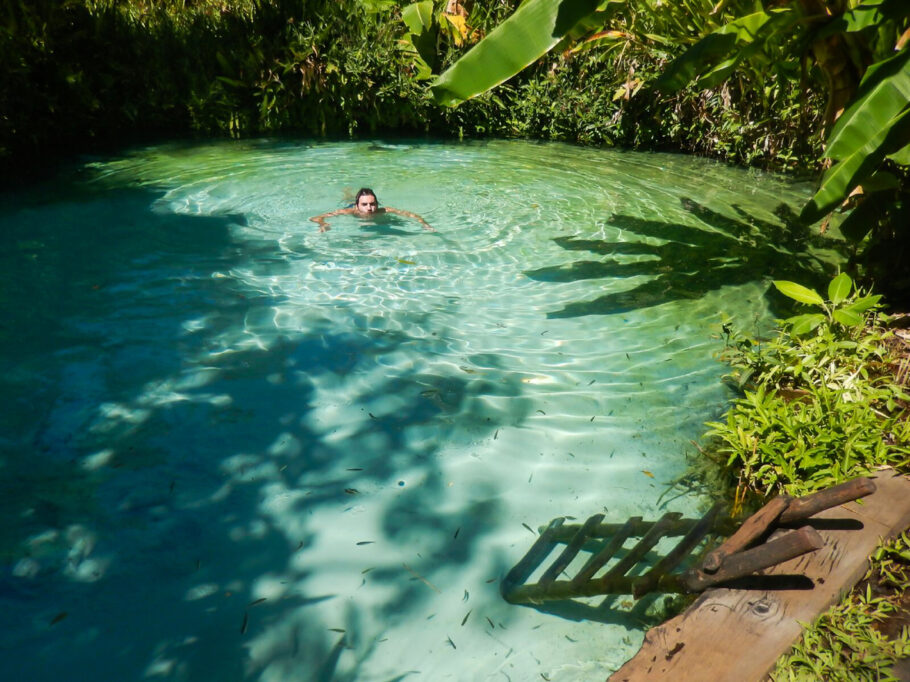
left=707, top=274, right=910, bottom=498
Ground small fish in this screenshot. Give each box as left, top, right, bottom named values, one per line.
left=540, top=330, right=549, bottom=336
left=346, top=467, right=363, bottom=471
left=446, top=636, right=457, bottom=649
left=328, top=628, right=346, bottom=633
left=403, top=563, right=441, bottom=593
left=494, top=429, right=499, bottom=440
left=642, top=470, right=654, bottom=478
left=463, top=590, right=469, bottom=602
left=195, top=559, right=201, bottom=571
left=397, top=259, right=416, bottom=265
left=485, top=577, right=497, bottom=584
left=168, top=480, right=176, bottom=495
left=248, top=598, right=267, bottom=607
left=453, top=527, right=460, bottom=539
left=528, top=473, right=533, bottom=483
left=240, top=612, right=249, bottom=635
left=626, top=353, right=631, bottom=360
left=522, top=523, right=536, bottom=535
left=356, top=541, right=374, bottom=546
left=461, top=610, right=472, bottom=626
left=344, top=488, right=359, bottom=495
left=368, top=413, right=377, bottom=419
left=486, top=616, right=495, bottom=629
left=541, top=674, right=551, bottom=681
left=587, top=379, right=596, bottom=386
left=50, top=612, right=68, bottom=626
left=296, top=541, right=304, bottom=550
left=362, top=567, right=375, bottom=574
left=590, top=416, right=595, bottom=422
left=536, top=409, right=546, bottom=415
left=565, top=635, right=577, bottom=643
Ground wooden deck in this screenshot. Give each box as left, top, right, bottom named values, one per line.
left=610, top=469, right=910, bottom=682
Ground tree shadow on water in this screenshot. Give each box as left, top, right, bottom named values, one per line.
left=0, top=180, right=530, bottom=681
left=525, top=198, right=840, bottom=318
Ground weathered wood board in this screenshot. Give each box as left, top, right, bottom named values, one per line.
left=610, top=470, right=910, bottom=682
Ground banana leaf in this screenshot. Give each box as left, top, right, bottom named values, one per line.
left=812, top=0, right=910, bottom=42
left=889, top=143, right=910, bottom=165
left=802, top=105, right=910, bottom=222
left=825, top=48, right=910, bottom=161
left=401, top=1, right=433, bottom=35
left=653, top=9, right=796, bottom=93
left=431, top=0, right=603, bottom=106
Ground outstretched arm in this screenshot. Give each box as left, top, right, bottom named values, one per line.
left=310, top=207, right=355, bottom=232
left=384, top=207, right=434, bottom=231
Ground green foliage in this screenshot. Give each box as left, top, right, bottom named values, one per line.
left=0, top=0, right=824, bottom=179
left=772, top=531, right=910, bottom=682
left=708, top=274, right=910, bottom=497
left=771, top=581, right=910, bottom=682
left=431, top=0, right=603, bottom=106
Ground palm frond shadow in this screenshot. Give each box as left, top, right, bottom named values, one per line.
left=525, top=198, right=837, bottom=318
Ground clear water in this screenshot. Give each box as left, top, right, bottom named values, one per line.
left=0, top=139, right=840, bottom=681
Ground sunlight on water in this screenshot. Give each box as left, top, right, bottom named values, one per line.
left=0, top=139, right=842, bottom=681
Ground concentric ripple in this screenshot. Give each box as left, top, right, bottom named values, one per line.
left=0, top=139, right=840, bottom=681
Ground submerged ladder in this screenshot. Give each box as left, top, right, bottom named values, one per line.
left=501, top=477, right=876, bottom=604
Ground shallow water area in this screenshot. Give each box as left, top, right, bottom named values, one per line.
left=0, top=138, right=840, bottom=681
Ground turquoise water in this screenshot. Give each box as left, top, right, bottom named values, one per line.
left=0, top=139, right=839, bottom=681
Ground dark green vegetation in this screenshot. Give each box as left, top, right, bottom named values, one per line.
left=2, top=0, right=823, bottom=181
left=707, top=274, right=910, bottom=679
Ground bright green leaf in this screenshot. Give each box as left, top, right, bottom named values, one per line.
left=888, top=143, right=910, bottom=166
left=401, top=1, right=434, bottom=34
left=802, top=106, right=910, bottom=222
left=653, top=9, right=796, bottom=93
left=825, top=49, right=910, bottom=161
left=773, top=280, right=825, bottom=306
left=828, top=273, right=852, bottom=304
left=431, top=0, right=603, bottom=106
left=842, top=295, right=882, bottom=314
left=787, top=313, right=826, bottom=335
left=833, top=307, right=864, bottom=326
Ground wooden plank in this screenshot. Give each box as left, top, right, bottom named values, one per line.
left=610, top=470, right=910, bottom=682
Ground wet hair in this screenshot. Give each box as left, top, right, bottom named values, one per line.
left=355, top=188, right=377, bottom=206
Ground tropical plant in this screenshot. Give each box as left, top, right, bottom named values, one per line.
left=431, top=0, right=910, bottom=296
left=708, top=274, right=910, bottom=498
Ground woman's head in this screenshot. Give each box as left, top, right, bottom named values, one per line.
left=354, top=188, right=378, bottom=213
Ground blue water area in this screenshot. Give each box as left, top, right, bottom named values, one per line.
left=0, top=139, right=841, bottom=680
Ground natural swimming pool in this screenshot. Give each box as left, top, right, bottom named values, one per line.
left=0, top=139, right=841, bottom=681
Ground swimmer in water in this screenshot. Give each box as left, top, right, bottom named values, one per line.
left=310, top=188, right=433, bottom=232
